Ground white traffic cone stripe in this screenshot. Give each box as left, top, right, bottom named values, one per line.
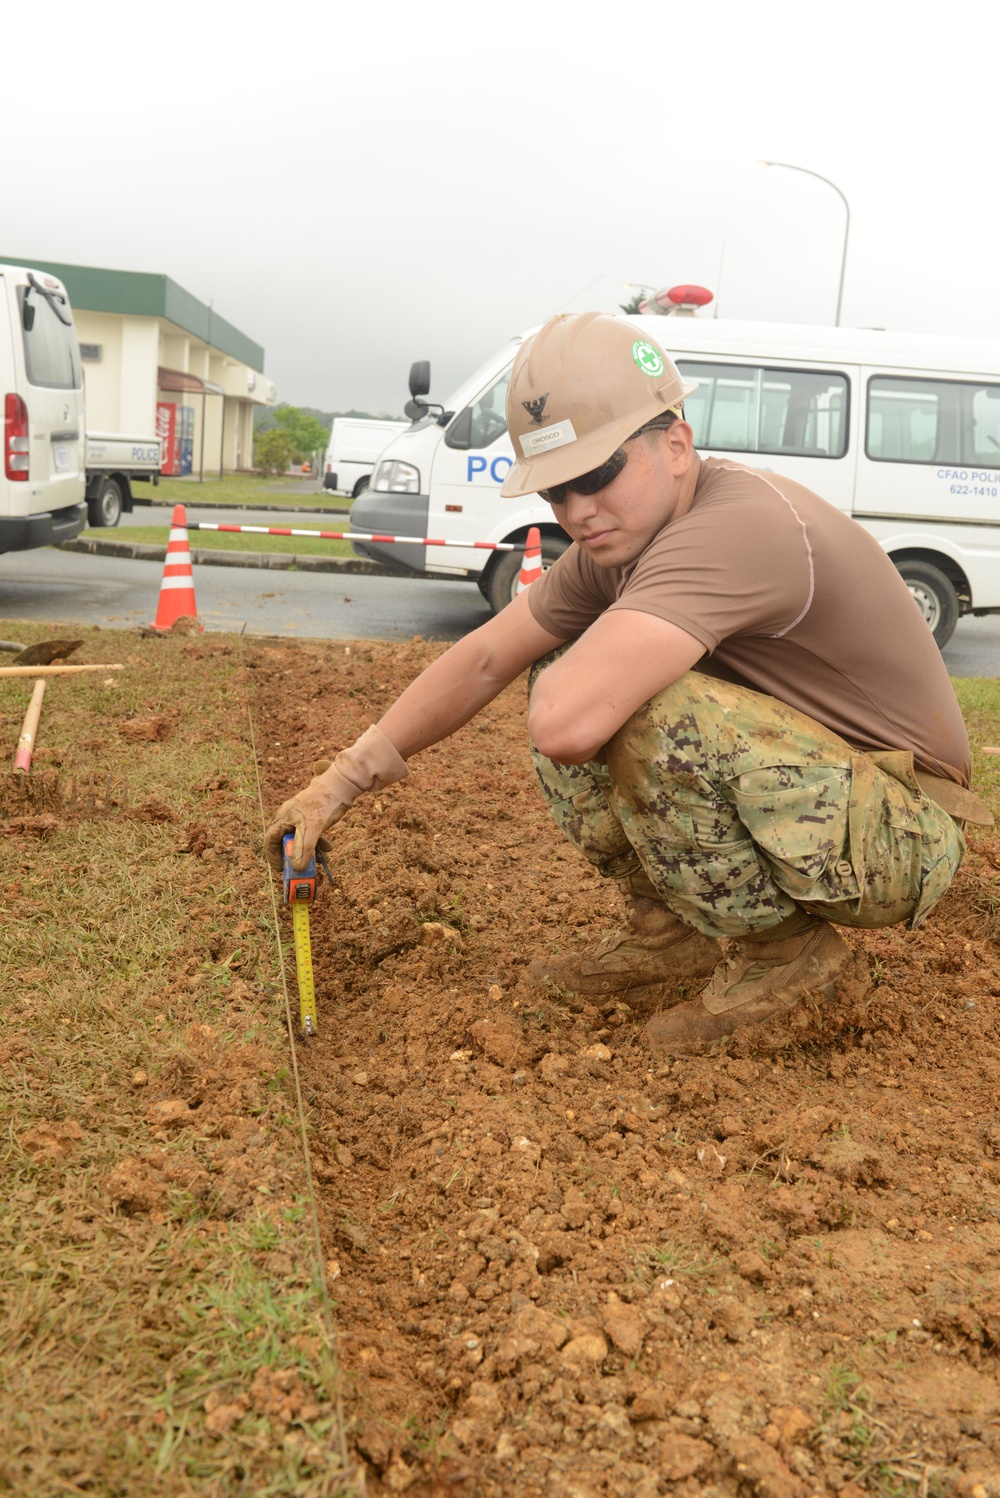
left=516, top=527, right=543, bottom=593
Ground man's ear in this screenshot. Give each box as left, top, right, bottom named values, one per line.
left=665, top=420, right=695, bottom=473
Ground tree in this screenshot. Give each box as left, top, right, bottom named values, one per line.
left=270, top=404, right=330, bottom=464
left=254, top=428, right=295, bottom=476
left=619, top=290, right=647, bottom=315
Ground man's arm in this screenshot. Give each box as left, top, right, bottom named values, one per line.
left=264, top=590, right=566, bottom=869
left=376, top=587, right=567, bottom=754
left=528, top=607, right=704, bottom=764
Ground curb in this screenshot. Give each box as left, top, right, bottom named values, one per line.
left=131, top=498, right=352, bottom=517
left=57, top=536, right=400, bottom=577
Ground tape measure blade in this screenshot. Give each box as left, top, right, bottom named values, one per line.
left=291, top=901, right=318, bottom=1034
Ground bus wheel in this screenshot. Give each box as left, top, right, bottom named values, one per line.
left=896, top=560, right=959, bottom=649
left=485, top=536, right=569, bottom=615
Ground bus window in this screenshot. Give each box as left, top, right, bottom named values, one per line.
left=972, top=387, right=1000, bottom=465
left=867, top=376, right=1000, bottom=465
left=678, top=362, right=848, bottom=458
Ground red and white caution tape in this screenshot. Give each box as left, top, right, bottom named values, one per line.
left=186, top=522, right=518, bottom=551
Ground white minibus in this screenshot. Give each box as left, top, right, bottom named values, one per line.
left=0, top=263, right=86, bottom=553
left=322, top=416, right=408, bottom=498
left=352, top=316, right=1000, bottom=645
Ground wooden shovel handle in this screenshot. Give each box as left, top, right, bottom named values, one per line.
left=13, top=679, right=47, bottom=772
left=0, top=663, right=123, bottom=678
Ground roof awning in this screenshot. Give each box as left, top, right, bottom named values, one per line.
left=158, top=366, right=224, bottom=396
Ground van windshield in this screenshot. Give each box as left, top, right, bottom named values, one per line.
left=19, top=285, right=82, bottom=390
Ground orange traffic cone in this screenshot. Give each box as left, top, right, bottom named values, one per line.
left=516, top=526, right=542, bottom=593
left=153, top=504, right=202, bottom=631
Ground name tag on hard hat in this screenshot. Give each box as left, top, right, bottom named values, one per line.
left=518, top=419, right=578, bottom=456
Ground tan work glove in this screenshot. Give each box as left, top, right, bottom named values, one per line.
left=264, top=725, right=408, bottom=872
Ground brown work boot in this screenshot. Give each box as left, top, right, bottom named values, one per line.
left=645, top=920, right=851, bottom=1056
left=528, top=896, right=719, bottom=1002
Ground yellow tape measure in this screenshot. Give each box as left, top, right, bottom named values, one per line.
left=291, top=900, right=318, bottom=1037
left=281, top=834, right=322, bottom=1040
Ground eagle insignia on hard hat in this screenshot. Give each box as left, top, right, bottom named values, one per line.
left=522, top=394, right=549, bottom=425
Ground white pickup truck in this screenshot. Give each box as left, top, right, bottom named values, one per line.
left=84, top=432, right=161, bottom=526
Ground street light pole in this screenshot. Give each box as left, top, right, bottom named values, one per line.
left=758, top=160, right=850, bottom=327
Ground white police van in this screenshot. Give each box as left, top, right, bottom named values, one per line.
left=352, top=315, right=1000, bottom=645
left=0, top=263, right=86, bottom=553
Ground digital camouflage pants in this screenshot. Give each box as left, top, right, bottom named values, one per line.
left=528, top=666, right=965, bottom=939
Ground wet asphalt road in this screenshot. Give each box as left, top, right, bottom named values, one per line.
left=0, top=502, right=997, bottom=671
left=0, top=542, right=491, bottom=643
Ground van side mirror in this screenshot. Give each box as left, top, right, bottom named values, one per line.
left=404, top=399, right=424, bottom=421
left=409, top=360, right=431, bottom=399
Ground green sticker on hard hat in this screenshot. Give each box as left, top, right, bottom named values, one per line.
left=632, top=340, right=664, bottom=377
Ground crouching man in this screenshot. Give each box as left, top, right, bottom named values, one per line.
left=265, top=312, right=988, bottom=1055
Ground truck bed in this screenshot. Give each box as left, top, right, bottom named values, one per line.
left=85, top=433, right=161, bottom=474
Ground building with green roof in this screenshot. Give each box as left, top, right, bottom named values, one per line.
left=2, top=257, right=276, bottom=475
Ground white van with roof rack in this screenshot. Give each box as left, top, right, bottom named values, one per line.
left=352, top=313, right=1000, bottom=646
left=0, top=263, right=86, bottom=553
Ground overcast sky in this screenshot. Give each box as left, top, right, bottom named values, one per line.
left=4, top=0, right=998, bottom=415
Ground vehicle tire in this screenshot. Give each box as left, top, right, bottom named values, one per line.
left=895, top=560, right=959, bottom=648
left=88, top=476, right=124, bottom=528
left=352, top=476, right=370, bottom=499
left=485, top=535, right=569, bottom=615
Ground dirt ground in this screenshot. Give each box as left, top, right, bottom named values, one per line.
left=4, top=630, right=999, bottom=1498
left=248, top=637, right=1000, bottom=1498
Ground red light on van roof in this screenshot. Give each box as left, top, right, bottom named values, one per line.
left=655, top=284, right=714, bottom=309
left=43, top=276, right=60, bottom=290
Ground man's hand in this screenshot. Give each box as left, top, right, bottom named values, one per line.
left=264, top=596, right=563, bottom=873
left=263, top=726, right=408, bottom=873
left=264, top=759, right=343, bottom=873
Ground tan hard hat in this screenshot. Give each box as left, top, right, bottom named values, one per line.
left=500, top=312, right=698, bottom=498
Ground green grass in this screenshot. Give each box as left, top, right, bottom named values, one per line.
left=0, top=627, right=350, bottom=1496
left=84, top=525, right=356, bottom=559
left=822, top=1360, right=869, bottom=1415
left=634, top=1241, right=722, bottom=1279
left=147, top=475, right=352, bottom=511
left=954, top=677, right=1000, bottom=799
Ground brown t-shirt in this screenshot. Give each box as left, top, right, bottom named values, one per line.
left=528, top=457, right=970, bottom=785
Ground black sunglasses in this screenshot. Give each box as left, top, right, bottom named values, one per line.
left=538, top=447, right=628, bottom=505
left=537, top=410, right=682, bottom=505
